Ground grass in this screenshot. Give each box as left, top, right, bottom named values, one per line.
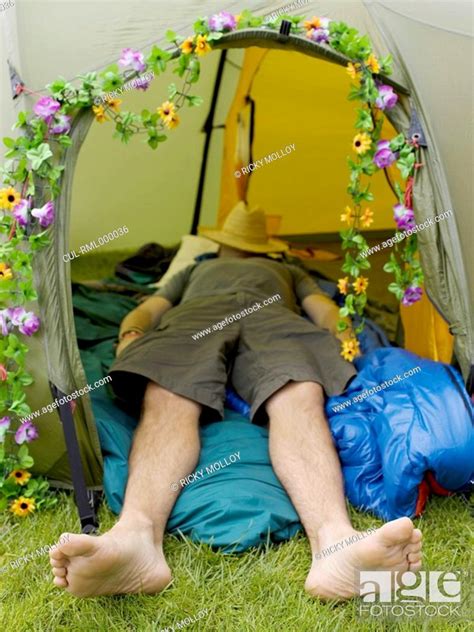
left=0, top=494, right=472, bottom=631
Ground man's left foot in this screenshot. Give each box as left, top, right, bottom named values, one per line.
left=305, top=517, right=422, bottom=600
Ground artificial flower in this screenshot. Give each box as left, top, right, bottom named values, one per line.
left=366, top=53, right=380, bottom=74
left=195, top=35, right=211, bottom=56
left=0, top=309, right=9, bottom=336
left=337, top=277, right=350, bottom=295
left=346, top=62, right=361, bottom=80
left=393, top=203, right=415, bottom=231
left=163, top=113, right=180, bottom=129
left=304, top=17, right=329, bottom=30
left=0, top=187, right=21, bottom=210
left=0, top=364, right=7, bottom=381
left=135, top=76, right=153, bottom=91
left=0, top=416, right=11, bottom=441
left=7, top=307, right=40, bottom=336
left=402, top=285, right=423, bottom=306
left=12, top=199, right=29, bottom=227
left=375, top=84, right=398, bottom=111
left=360, top=208, right=374, bottom=228
left=10, top=496, right=36, bottom=517
left=157, top=100, right=176, bottom=121
left=340, top=338, right=360, bottom=362
left=0, top=263, right=12, bottom=281
left=307, top=28, right=330, bottom=44
left=105, top=97, right=122, bottom=113
left=180, top=37, right=194, bottom=55
left=49, top=114, right=71, bottom=135
left=15, top=421, right=39, bottom=445
left=352, top=133, right=372, bottom=155
left=119, top=48, right=146, bottom=73
left=9, top=469, right=31, bottom=486
left=92, top=104, right=109, bottom=123
left=208, top=11, right=237, bottom=31
left=31, top=201, right=54, bottom=228
left=373, top=140, right=397, bottom=168
left=340, top=206, right=354, bottom=224
left=353, top=276, right=369, bottom=295
left=33, top=96, right=61, bottom=122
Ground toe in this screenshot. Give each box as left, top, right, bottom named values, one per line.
left=53, top=567, right=68, bottom=578
left=50, top=558, right=69, bottom=568
left=410, top=528, right=422, bottom=544
left=53, top=576, right=68, bottom=588
left=409, top=560, right=422, bottom=572
left=407, top=551, right=422, bottom=563
left=378, top=517, right=414, bottom=546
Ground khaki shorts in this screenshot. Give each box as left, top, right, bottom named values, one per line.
left=109, top=292, right=356, bottom=422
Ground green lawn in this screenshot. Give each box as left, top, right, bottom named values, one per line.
left=0, top=494, right=472, bottom=631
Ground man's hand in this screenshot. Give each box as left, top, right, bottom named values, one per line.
left=115, top=332, right=144, bottom=358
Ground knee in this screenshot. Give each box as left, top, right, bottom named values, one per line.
left=266, top=381, right=325, bottom=415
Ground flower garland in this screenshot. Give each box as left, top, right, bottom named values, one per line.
left=0, top=9, right=423, bottom=515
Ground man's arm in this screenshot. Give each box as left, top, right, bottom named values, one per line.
left=116, top=296, right=172, bottom=357
left=301, top=293, right=353, bottom=343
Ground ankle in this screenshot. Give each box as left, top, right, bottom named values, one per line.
left=314, top=523, right=356, bottom=551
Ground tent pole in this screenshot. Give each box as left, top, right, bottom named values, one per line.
left=190, top=49, right=228, bottom=235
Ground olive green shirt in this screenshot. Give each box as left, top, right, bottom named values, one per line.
left=154, top=257, right=323, bottom=313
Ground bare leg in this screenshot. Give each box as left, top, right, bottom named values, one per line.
left=50, top=383, right=201, bottom=597
left=266, top=381, right=422, bottom=600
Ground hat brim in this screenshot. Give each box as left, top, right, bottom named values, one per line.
left=200, top=229, right=288, bottom=254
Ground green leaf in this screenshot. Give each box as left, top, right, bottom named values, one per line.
left=3, top=137, right=16, bottom=149
left=185, top=95, right=203, bottom=107
left=165, top=29, right=178, bottom=43
left=26, top=143, right=53, bottom=170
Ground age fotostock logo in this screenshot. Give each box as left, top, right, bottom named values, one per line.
left=358, top=570, right=464, bottom=618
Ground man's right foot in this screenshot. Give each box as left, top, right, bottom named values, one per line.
left=49, top=523, right=172, bottom=597
left=305, top=517, right=422, bottom=600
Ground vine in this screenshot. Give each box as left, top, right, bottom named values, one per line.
left=0, top=9, right=423, bottom=516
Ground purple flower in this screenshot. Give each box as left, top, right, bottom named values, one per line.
left=309, top=28, right=330, bottom=44
left=0, top=310, right=9, bottom=336
left=373, top=140, right=397, bottom=169
left=31, top=201, right=54, bottom=228
left=393, top=203, right=415, bottom=231
left=33, top=96, right=61, bottom=122
left=0, top=416, right=10, bottom=442
left=15, top=421, right=39, bottom=444
left=208, top=11, right=237, bottom=31
left=375, top=84, right=398, bottom=111
left=402, top=286, right=423, bottom=306
left=7, top=307, right=40, bottom=336
left=119, top=48, right=146, bottom=73
left=49, top=114, right=71, bottom=135
left=12, top=199, right=29, bottom=227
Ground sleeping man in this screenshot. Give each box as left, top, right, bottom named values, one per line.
left=49, top=202, right=422, bottom=599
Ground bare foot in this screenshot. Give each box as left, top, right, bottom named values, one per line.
left=49, top=523, right=172, bottom=597
left=305, top=517, right=422, bottom=600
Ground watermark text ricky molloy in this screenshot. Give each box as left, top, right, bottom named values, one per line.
left=0, top=533, right=70, bottom=574
left=331, top=366, right=421, bottom=413
left=264, top=0, right=309, bottom=21
left=94, top=71, right=155, bottom=104
left=191, top=294, right=281, bottom=340
left=0, top=0, right=15, bottom=13
left=63, top=225, right=128, bottom=262
left=19, top=376, right=112, bottom=424
left=234, top=144, right=296, bottom=178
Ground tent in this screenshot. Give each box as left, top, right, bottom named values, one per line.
left=0, top=1, right=472, bottom=531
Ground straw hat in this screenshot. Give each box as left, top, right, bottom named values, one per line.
left=200, top=201, right=288, bottom=254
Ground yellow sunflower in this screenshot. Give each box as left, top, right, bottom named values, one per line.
left=341, top=338, right=361, bottom=362
left=10, top=496, right=36, bottom=517
left=304, top=17, right=322, bottom=30
left=157, top=100, right=176, bottom=121
left=353, top=276, right=369, bottom=295
left=180, top=37, right=194, bottom=55
left=360, top=208, right=374, bottom=228
left=92, top=105, right=109, bottom=123
left=366, top=53, right=380, bottom=74
left=195, top=35, right=211, bottom=56
left=352, top=133, right=372, bottom=155
left=0, top=187, right=21, bottom=210
left=337, top=277, right=350, bottom=296
left=163, top=113, right=180, bottom=129
left=0, top=262, right=13, bottom=281
left=9, top=469, right=31, bottom=486
left=346, top=62, right=361, bottom=80
left=105, top=97, right=122, bottom=113
left=340, top=206, right=355, bottom=224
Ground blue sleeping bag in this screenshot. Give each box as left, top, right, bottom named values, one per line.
left=93, top=348, right=473, bottom=551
